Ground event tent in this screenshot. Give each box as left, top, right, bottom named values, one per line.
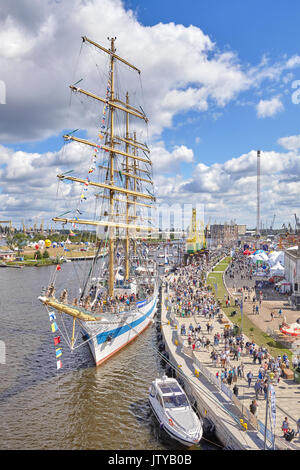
left=280, top=322, right=300, bottom=337
left=270, top=262, right=285, bottom=276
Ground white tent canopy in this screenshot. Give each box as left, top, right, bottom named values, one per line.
left=268, top=250, right=284, bottom=266
left=270, top=262, right=285, bottom=276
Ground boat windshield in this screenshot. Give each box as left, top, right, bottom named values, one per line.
left=159, top=384, right=181, bottom=394
left=163, top=394, right=189, bottom=408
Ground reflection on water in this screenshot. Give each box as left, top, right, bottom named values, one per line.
left=0, top=259, right=216, bottom=450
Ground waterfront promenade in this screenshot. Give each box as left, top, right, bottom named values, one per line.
left=160, top=256, right=300, bottom=450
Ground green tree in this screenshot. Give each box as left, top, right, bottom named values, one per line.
left=6, top=233, right=28, bottom=255
left=43, top=250, right=50, bottom=259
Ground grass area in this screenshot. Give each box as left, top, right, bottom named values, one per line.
left=6, top=259, right=60, bottom=267
left=207, top=257, right=292, bottom=361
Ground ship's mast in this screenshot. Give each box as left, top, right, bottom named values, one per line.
left=57, top=36, right=156, bottom=300
left=125, top=91, right=130, bottom=280
left=133, top=131, right=137, bottom=256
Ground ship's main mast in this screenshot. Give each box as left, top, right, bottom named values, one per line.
left=56, top=36, right=156, bottom=299
left=108, top=37, right=116, bottom=298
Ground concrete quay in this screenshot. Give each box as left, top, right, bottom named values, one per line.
left=159, top=275, right=300, bottom=450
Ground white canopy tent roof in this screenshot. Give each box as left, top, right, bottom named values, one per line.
left=270, top=262, right=285, bottom=275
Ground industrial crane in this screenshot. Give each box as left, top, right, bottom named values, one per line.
left=270, top=214, right=276, bottom=233
left=0, top=220, right=12, bottom=233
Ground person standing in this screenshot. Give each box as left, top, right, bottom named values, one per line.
left=282, top=417, right=289, bottom=436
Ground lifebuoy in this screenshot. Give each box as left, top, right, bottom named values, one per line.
left=169, top=418, right=174, bottom=426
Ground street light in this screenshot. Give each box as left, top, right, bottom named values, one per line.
left=233, top=289, right=244, bottom=334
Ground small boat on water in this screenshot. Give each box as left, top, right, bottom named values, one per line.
left=149, top=375, right=203, bottom=446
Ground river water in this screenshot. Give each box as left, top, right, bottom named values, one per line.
left=0, top=260, right=217, bottom=450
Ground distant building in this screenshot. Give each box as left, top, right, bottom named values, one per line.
left=284, top=247, right=300, bottom=307
left=237, top=224, right=247, bottom=235
left=0, top=250, right=16, bottom=262
left=210, top=223, right=239, bottom=244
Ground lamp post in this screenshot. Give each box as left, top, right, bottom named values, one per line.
left=263, top=377, right=270, bottom=450
left=234, top=289, right=244, bottom=334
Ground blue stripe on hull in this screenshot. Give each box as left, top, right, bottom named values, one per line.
left=96, top=296, right=157, bottom=345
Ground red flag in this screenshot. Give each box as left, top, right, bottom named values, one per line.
left=56, top=265, right=61, bottom=271
left=53, top=336, right=61, bottom=346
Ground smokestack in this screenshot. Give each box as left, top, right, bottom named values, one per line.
left=256, top=150, right=261, bottom=236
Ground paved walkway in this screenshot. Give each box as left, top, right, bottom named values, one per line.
left=162, top=258, right=300, bottom=450
left=161, top=289, right=264, bottom=450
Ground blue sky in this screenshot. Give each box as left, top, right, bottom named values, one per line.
left=122, top=0, right=300, bottom=174
left=8, top=0, right=300, bottom=169
left=1, top=0, right=300, bottom=228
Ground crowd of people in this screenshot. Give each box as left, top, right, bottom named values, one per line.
left=165, top=248, right=300, bottom=445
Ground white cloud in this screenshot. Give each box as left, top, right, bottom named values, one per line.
left=256, top=96, right=284, bottom=118
left=154, top=145, right=300, bottom=226
left=151, top=142, right=194, bottom=173
left=1, top=137, right=300, bottom=228
left=277, top=134, right=300, bottom=150
left=1, top=1, right=300, bottom=227
left=0, top=0, right=254, bottom=143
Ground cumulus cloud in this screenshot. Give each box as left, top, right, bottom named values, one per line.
left=1, top=1, right=300, bottom=227
left=277, top=134, right=300, bottom=150
left=151, top=142, right=194, bottom=173
left=1, top=136, right=300, bottom=228
left=0, top=0, right=257, bottom=143
left=154, top=145, right=300, bottom=226
left=256, top=96, right=284, bottom=118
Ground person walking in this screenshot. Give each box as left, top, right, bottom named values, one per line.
left=254, top=380, right=261, bottom=400
left=263, top=381, right=268, bottom=400
left=247, top=370, right=253, bottom=388
left=250, top=400, right=258, bottom=416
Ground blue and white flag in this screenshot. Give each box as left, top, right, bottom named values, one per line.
left=49, top=311, right=56, bottom=321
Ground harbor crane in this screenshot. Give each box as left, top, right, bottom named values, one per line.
left=270, top=214, right=276, bottom=233
left=0, top=220, right=12, bottom=233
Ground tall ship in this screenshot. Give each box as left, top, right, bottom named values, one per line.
left=39, top=36, right=158, bottom=366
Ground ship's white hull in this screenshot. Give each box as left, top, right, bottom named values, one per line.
left=82, top=292, right=158, bottom=366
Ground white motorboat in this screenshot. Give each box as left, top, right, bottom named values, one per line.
left=148, top=375, right=203, bottom=446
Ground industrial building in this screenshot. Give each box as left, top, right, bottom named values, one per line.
left=284, top=247, right=300, bottom=307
